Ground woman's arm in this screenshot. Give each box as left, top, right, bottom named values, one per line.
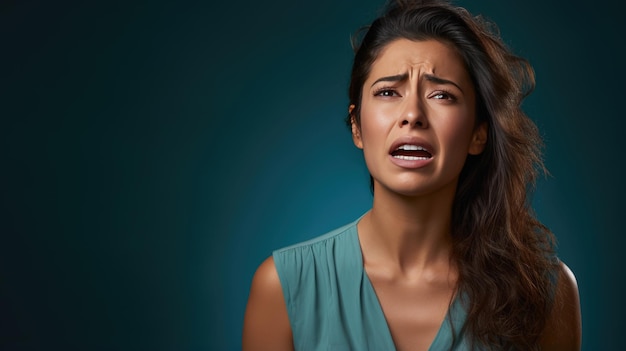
left=242, top=256, right=294, bottom=351
left=539, top=261, right=582, bottom=350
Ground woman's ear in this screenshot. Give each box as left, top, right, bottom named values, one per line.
left=468, top=122, right=487, bottom=155
left=349, top=105, right=363, bottom=149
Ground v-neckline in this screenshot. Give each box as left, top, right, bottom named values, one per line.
left=351, top=218, right=462, bottom=351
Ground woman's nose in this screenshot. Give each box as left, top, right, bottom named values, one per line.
left=399, top=95, right=428, bottom=128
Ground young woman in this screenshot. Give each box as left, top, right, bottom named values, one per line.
left=243, top=1, right=582, bottom=350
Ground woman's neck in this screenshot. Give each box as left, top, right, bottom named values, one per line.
left=358, top=182, right=456, bottom=279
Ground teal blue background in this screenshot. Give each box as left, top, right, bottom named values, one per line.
left=1, top=0, right=623, bottom=350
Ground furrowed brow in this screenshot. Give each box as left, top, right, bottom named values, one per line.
left=424, top=74, right=463, bottom=92
left=370, top=73, right=409, bottom=87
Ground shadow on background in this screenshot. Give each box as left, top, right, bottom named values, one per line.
left=1, top=0, right=623, bottom=349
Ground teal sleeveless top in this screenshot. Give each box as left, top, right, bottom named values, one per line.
left=273, top=218, right=476, bottom=350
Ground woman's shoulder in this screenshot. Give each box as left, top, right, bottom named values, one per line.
left=243, top=218, right=366, bottom=350
left=539, top=261, right=582, bottom=350
left=271, top=218, right=362, bottom=283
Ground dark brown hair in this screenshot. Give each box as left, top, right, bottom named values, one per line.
left=347, top=1, right=558, bottom=349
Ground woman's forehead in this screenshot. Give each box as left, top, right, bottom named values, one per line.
left=367, top=39, right=469, bottom=83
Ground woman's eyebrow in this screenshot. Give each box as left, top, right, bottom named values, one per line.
left=370, top=73, right=409, bottom=87
left=423, top=74, right=463, bottom=92
left=370, top=73, right=464, bottom=92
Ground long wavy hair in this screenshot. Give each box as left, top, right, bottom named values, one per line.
left=347, top=1, right=558, bottom=349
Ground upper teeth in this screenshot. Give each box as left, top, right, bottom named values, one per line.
left=397, top=144, right=426, bottom=151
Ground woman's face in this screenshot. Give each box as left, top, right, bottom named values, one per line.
left=351, top=39, right=486, bottom=197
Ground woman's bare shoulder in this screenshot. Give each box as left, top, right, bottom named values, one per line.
left=539, top=261, right=582, bottom=350
left=242, top=256, right=293, bottom=351
left=249, top=257, right=283, bottom=296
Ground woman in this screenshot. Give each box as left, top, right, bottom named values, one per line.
left=243, top=0, right=582, bottom=350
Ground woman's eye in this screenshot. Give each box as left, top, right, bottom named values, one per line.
left=430, top=91, right=456, bottom=101
left=374, top=89, right=399, bottom=97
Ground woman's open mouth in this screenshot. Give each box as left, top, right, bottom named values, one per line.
left=391, top=144, right=433, bottom=160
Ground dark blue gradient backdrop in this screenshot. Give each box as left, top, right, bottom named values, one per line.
left=1, top=0, right=623, bottom=350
